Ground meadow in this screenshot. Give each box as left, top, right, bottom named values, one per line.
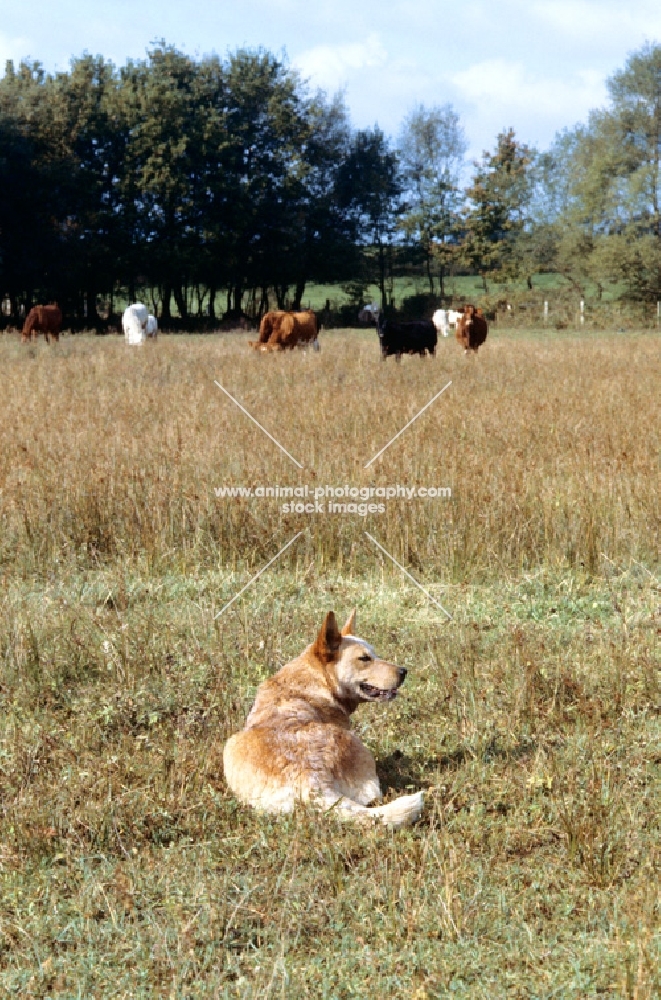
left=0, top=326, right=659, bottom=997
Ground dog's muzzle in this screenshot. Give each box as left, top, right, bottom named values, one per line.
left=358, top=667, right=407, bottom=702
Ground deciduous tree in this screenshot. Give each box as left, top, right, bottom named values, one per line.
left=397, top=104, right=466, bottom=297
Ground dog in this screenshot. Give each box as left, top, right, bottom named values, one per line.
left=223, top=609, right=424, bottom=827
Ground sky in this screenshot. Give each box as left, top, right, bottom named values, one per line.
left=2, top=0, right=661, bottom=160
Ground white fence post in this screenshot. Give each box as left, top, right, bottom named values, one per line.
left=543, top=300, right=548, bottom=324
left=580, top=300, right=585, bottom=326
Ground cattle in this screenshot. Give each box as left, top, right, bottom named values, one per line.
left=249, top=309, right=319, bottom=352
left=21, top=305, right=62, bottom=344
left=146, top=314, right=158, bottom=338
left=455, top=304, right=488, bottom=353
left=293, top=309, right=319, bottom=350
left=122, top=303, right=149, bottom=345
left=432, top=309, right=449, bottom=337
left=432, top=308, right=464, bottom=338
left=376, top=313, right=437, bottom=361
left=358, top=302, right=381, bottom=324
left=254, top=310, right=286, bottom=344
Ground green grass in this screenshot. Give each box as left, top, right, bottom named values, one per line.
left=303, top=273, right=633, bottom=312
left=303, top=276, right=490, bottom=311
left=1, top=567, right=660, bottom=997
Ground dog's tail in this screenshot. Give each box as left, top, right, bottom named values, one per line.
left=328, top=791, right=424, bottom=829
left=367, top=791, right=425, bottom=828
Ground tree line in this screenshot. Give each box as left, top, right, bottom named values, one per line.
left=1, top=41, right=660, bottom=325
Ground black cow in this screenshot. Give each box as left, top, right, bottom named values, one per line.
left=376, top=313, right=437, bottom=361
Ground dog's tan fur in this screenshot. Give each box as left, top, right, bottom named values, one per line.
left=223, top=610, right=424, bottom=827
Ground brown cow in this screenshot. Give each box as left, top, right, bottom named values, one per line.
left=249, top=309, right=319, bottom=352
left=455, top=304, right=488, bottom=354
left=291, top=309, right=318, bottom=349
left=255, top=310, right=287, bottom=344
left=22, top=305, right=62, bottom=344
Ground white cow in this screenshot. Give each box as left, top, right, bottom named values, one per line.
left=146, top=314, right=158, bottom=338
left=432, top=309, right=449, bottom=337
left=122, top=303, right=149, bottom=345
left=432, top=308, right=463, bottom=338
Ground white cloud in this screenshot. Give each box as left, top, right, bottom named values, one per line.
left=451, top=59, right=608, bottom=150
left=453, top=60, right=606, bottom=116
left=293, top=33, right=388, bottom=93
left=0, top=31, right=31, bottom=68
left=531, top=0, right=661, bottom=45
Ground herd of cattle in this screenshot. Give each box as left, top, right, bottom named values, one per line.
left=19, top=302, right=158, bottom=345
left=250, top=302, right=488, bottom=359
left=18, top=300, right=488, bottom=358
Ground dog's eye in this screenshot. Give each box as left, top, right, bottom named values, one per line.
left=358, top=654, right=372, bottom=662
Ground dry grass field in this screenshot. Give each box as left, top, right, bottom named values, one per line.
left=0, top=327, right=660, bottom=997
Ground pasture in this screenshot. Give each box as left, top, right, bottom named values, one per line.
left=0, top=327, right=660, bottom=997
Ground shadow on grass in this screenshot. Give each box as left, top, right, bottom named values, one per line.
left=378, top=736, right=537, bottom=792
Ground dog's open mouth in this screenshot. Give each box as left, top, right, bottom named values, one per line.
left=358, top=682, right=397, bottom=702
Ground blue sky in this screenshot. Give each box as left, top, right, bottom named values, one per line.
left=2, top=0, right=660, bottom=159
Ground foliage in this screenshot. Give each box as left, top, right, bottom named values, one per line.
left=0, top=47, right=361, bottom=323
left=398, top=103, right=467, bottom=297
left=4, top=41, right=661, bottom=320
left=336, top=127, right=403, bottom=309
left=462, top=128, right=537, bottom=291
left=540, top=43, right=661, bottom=300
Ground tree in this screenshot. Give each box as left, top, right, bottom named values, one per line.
left=543, top=43, right=661, bottom=302
left=117, top=45, right=216, bottom=319
left=274, top=91, right=360, bottom=309
left=336, top=128, right=403, bottom=309
left=0, top=60, right=81, bottom=315
left=462, top=128, right=536, bottom=291
left=397, top=104, right=466, bottom=296
left=47, top=55, right=127, bottom=321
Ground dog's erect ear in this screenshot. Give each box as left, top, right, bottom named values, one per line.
left=341, top=608, right=356, bottom=637
left=312, top=611, right=343, bottom=662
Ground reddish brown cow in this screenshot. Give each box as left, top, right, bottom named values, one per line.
left=22, top=305, right=62, bottom=344
left=455, top=304, right=488, bottom=353
left=290, top=310, right=318, bottom=348
left=249, top=309, right=319, bottom=351
left=255, top=310, right=287, bottom=344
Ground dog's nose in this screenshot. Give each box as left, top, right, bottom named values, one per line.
left=398, top=667, right=407, bottom=684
